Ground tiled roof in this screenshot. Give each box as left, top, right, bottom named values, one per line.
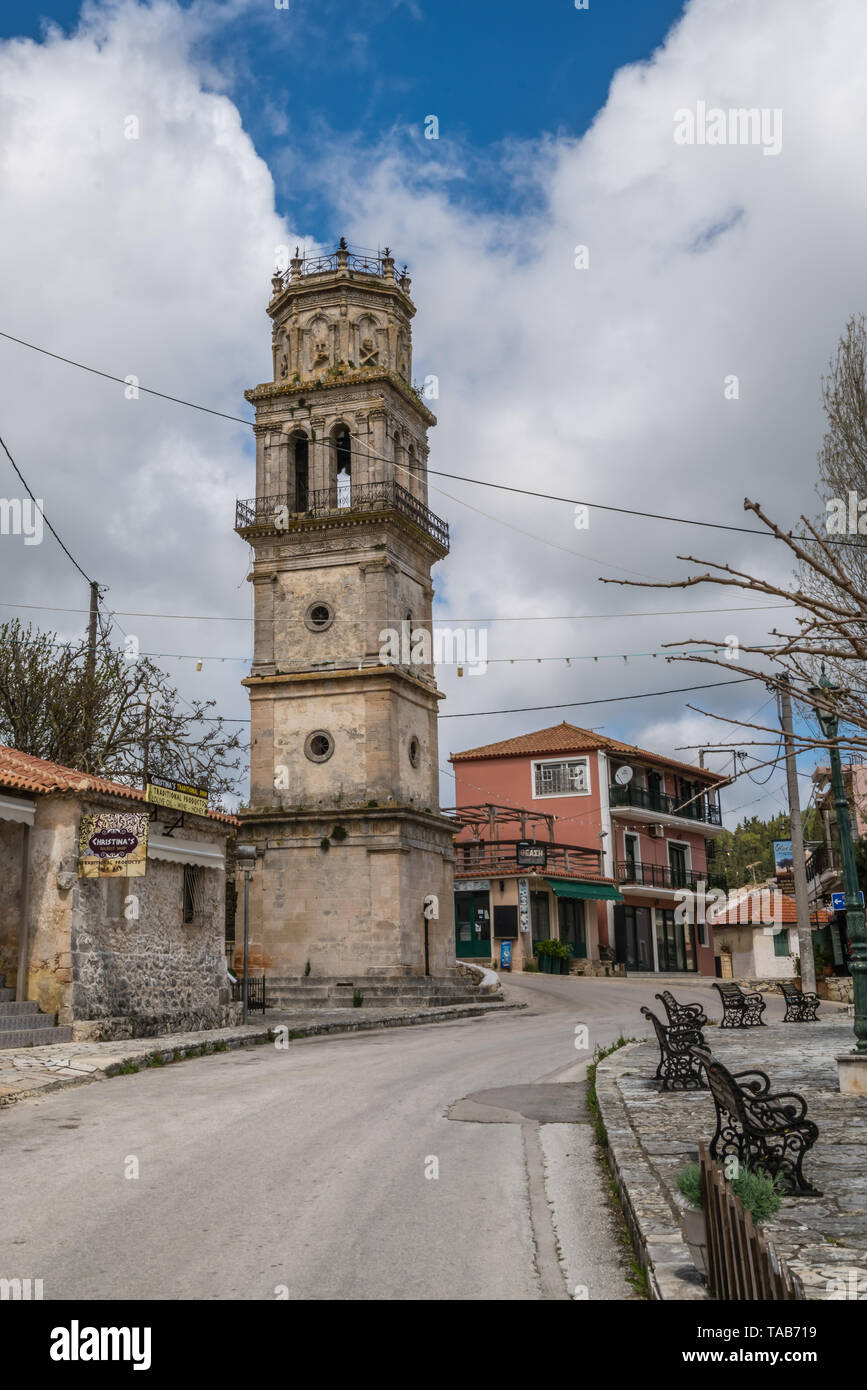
left=450, top=721, right=722, bottom=782
left=713, top=888, right=832, bottom=927
left=0, top=746, right=239, bottom=826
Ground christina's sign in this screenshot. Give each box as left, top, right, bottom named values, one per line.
left=145, top=776, right=209, bottom=816
left=516, top=841, right=548, bottom=868
left=78, top=812, right=148, bottom=878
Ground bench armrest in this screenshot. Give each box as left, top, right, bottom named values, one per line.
left=732, top=1068, right=771, bottom=1095
left=764, top=1090, right=809, bottom=1121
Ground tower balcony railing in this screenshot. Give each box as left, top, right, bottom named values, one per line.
left=235, top=480, right=449, bottom=551
left=273, top=241, right=411, bottom=292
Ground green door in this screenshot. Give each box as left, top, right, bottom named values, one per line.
left=455, top=892, right=491, bottom=958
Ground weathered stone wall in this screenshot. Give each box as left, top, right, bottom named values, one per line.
left=21, top=794, right=232, bottom=1037
left=71, top=851, right=230, bottom=1039
left=239, top=807, right=455, bottom=978
left=0, top=817, right=25, bottom=982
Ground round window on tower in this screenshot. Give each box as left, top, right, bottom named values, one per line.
left=305, top=730, right=334, bottom=763
left=305, top=601, right=334, bottom=633
left=408, top=737, right=421, bottom=768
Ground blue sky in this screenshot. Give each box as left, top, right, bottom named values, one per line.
left=1, top=0, right=688, bottom=230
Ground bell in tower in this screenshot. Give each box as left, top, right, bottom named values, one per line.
left=234, top=240, right=461, bottom=1002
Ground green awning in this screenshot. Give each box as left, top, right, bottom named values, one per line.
left=545, top=877, right=625, bottom=904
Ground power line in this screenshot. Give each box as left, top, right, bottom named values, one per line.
left=0, top=431, right=94, bottom=585
left=438, top=676, right=756, bottom=719
left=2, top=327, right=859, bottom=547
left=0, top=330, right=251, bottom=427
left=0, top=600, right=794, bottom=625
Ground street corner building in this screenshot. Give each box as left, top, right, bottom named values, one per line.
left=0, top=746, right=239, bottom=1044
left=449, top=722, right=727, bottom=976
left=233, top=242, right=460, bottom=1003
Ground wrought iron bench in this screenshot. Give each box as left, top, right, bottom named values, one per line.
left=713, top=981, right=766, bottom=1027
left=691, top=1044, right=821, bottom=1195
left=656, top=989, right=708, bottom=1029
left=641, top=1006, right=706, bottom=1091
left=778, top=980, right=820, bottom=1022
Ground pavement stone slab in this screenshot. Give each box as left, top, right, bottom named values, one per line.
left=596, top=1017, right=867, bottom=1301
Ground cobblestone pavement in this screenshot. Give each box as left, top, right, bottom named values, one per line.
left=0, top=999, right=517, bottom=1108
left=596, top=1013, right=867, bottom=1300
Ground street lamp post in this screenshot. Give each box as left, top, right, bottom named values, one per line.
left=235, top=844, right=258, bottom=1027
left=808, top=675, right=867, bottom=1054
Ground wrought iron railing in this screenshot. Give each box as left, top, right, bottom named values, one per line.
left=235, top=480, right=449, bottom=550
left=616, top=860, right=727, bottom=893
left=609, top=782, right=722, bottom=826
left=274, top=243, right=410, bottom=289
left=231, top=975, right=268, bottom=1014
left=806, top=842, right=840, bottom=883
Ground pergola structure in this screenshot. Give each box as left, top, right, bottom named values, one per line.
left=443, top=803, right=557, bottom=844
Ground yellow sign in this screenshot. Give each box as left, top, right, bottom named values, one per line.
left=145, top=777, right=209, bottom=816
left=79, top=812, right=148, bottom=878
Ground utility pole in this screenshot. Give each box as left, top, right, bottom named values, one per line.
left=778, top=676, right=816, bottom=992
left=142, top=696, right=151, bottom=789
left=86, top=579, right=99, bottom=677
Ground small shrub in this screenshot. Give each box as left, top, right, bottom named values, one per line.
left=117, top=1061, right=139, bottom=1075
left=320, top=837, right=331, bottom=852
left=213, top=1039, right=229, bottom=1052
left=352, top=989, right=364, bottom=1008
left=304, top=960, right=311, bottom=977
left=675, top=1161, right=782, bottom=1224
left=331, top=825, right=347, bottom=842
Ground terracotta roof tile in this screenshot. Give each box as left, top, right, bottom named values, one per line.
left=713, top=889, right=832, bottom=927
left=0, top=745, right=239, bottom=826
left=449, top=721, right=722, bottom=782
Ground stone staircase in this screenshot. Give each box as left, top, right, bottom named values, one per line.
left=264, top=971, right=502, bottom=1011
left=0, top=975, right=74, bottom=1049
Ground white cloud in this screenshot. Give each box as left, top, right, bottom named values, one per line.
left=0, top=0, right=862, bottom=824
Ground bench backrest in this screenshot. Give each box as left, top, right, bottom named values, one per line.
left=714, top=982, right=744, bottom=1002
left=778, top=981, right=801, bottom=1000
left=640, top=1006, right=668, bottom=1050
left=659, top=990, right=677, bottom=1009
left=691, top=1045, right=750, bottom=1126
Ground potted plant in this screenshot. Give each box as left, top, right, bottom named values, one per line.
left=675, top=1162, right=782, bottom=1278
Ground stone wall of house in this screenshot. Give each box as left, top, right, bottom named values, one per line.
left=22, top=794, right=234, bottom=1038
left=71, top=849, right=232, bottom=1040
left=0, top=817, right=25, bottom=983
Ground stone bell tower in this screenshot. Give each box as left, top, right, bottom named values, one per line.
left=235, top=240, right=459, bottom=996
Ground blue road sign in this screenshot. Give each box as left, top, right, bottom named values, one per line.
left=832, top=891, right=864, bottom=910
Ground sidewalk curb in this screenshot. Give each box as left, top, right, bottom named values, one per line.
left=0, top=1000, right=524, bottom=1110
left=595, top=1042, right=708, bottom=1302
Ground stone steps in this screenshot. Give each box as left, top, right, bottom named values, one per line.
left=0, top=973, right=74, bottom=1049
left=263, top=975, right=501, bottom=1010
left=0, top=1026, right=75, bottom=1049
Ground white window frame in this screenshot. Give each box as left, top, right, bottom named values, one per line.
left=531, top=756, right=591, bottom=800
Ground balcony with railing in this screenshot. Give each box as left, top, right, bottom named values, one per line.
left=272, top=240, right=411, bottom=292
left=455, top=838, right=605, bottom=881
left=608, top=781, right=722, bottom=827
left=806, top=842, right=841, bottom=884
left=235, top=481, right=449, bottom=552
left=616, top=860, right=728, bottom=893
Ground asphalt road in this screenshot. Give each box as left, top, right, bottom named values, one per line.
left=0, top=973, right=787, bottom=1301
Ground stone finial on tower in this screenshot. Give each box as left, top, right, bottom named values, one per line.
left=336, top=237, right=349, bottom=271
left=289, top=246, right=303, bottom=282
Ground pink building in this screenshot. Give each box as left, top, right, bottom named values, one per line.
left=449, top=722, right=725, bottom=976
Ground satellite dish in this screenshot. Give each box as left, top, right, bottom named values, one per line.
left=615, top=765, right=634, bottom=786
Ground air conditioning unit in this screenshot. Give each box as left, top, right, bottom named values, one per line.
left=649, top=824, right=665, bottom=838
